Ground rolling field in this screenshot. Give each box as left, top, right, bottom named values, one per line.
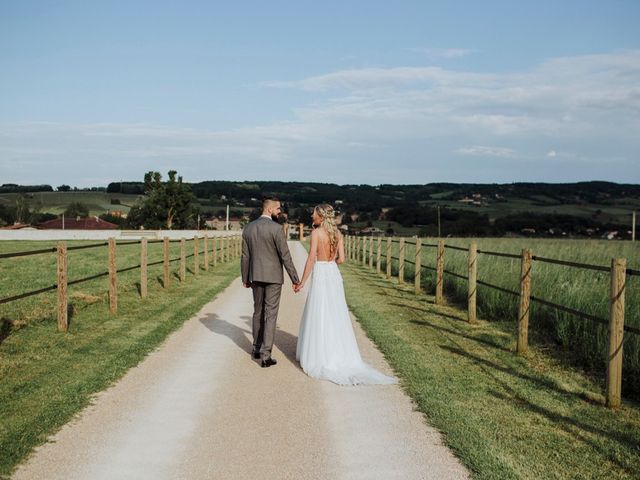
left=0, top=192, right=143, bottom=216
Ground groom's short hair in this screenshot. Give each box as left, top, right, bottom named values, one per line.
left=262, top=196, right=280, bottom=209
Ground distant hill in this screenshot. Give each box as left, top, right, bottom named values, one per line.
left=1, top=181, right=638, bottom=237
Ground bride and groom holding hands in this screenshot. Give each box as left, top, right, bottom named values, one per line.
left=241, top=196, right=395, bottom=385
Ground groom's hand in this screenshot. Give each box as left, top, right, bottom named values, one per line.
left=243, top=282, right=251, bottom=288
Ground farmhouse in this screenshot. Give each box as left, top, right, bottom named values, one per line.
left=38, top=217, right=118, bottom=230
left=0, top=222, right=36, bottom=230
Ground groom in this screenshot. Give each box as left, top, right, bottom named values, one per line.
left=241, top=196, right=300, bottom=368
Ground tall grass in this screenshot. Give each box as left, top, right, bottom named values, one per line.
left=369, top=237, right=640, bottom=398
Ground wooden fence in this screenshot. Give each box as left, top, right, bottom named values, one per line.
left=1, top=234, right=242, bottom=333
left=345, top=235, right=640, bottom=409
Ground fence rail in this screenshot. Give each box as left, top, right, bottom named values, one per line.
left=1, top=234, right=242, bottom=331
left=345, top=234, right=637, bottom=409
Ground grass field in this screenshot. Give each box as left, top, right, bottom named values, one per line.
left=341, top=261, right=640, bottom=479
left=0, top=191, right=143, bottom=216
left=0, top=240, right=239, bottom=477
left=419, top=196, right=640, bottom=225
left=359, top=236, right=640, bottom=398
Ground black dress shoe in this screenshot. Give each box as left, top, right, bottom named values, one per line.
left=252, top=350, right=261, bottom=359
left=261, top=358, right=277, bottom=368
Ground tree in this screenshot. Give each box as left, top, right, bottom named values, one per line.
left=64, top=202, right=90, bottom=218
left=15, top=195, right=30, bottom=223
left=127, top=170, right=198, bottom=229
left=57, top=185, right=71, bottom=192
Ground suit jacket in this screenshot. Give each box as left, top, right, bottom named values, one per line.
left=241, top=216, right=299, bottom=285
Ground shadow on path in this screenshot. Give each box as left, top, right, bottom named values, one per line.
left=199, top=313, right=301, bottom=369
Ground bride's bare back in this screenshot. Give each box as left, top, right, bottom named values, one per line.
left=298, top=226, right=346, bottom=290
left=314, top=227, right=338, bottom=261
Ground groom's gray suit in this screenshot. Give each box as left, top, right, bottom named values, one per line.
left=241, top=215, right=299, bottom=361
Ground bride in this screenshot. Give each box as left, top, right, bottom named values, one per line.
left=294, top=204, right=396, bottom=386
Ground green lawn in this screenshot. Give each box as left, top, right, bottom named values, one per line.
left=0, top=240, right=239, bottom=478
left=0, top=191, right=142, bottom=216
left=341, top=261, right=640, bottom=479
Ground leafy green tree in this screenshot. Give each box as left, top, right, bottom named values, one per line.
left=127, top=170, right=198, bottom=229
left=64, top=202, right=90, bottom=218
left=57, top=185, right=71, bottom=192
left=15, top=195, right=31, bottom=223
left=99, top=213, right=127, bottom=227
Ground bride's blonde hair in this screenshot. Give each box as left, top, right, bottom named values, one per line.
left=315, top=204, right=339, bottom=256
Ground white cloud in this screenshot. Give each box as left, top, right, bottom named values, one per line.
left=411, top=47, right=475, bottom=59
left=456, top=146, right=517, bottom=158
left=547, top=150, right=557, bottom=157
left=2, top=50, right=640, bottom=185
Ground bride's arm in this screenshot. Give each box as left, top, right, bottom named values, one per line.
left=298, top=230, right=318, bottom=289
left=335, top=232, right=345, bottom=264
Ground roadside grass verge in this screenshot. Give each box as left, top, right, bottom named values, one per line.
left=0, top=243, right=239, bottom=478
left=341, top=262, right=640, bottom=480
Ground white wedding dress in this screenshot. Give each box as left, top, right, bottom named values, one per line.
left=296, top=260, right=397, bottom=386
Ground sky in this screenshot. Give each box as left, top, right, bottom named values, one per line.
left=1, top=0, right=639, bottom=187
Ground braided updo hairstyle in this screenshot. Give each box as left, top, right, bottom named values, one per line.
left=314, top=204, right=339, bottom=256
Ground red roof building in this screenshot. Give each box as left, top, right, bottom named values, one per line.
left=0, top=223, right=34, bottom=230
left=38, top=217, right=119, bottom=230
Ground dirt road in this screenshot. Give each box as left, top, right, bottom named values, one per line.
left=13, top=242, right=468, bottom=480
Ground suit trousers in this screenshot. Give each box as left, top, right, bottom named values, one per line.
left=251, top=282, right=283, bottom=360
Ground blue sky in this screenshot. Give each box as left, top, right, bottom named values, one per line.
left=1, top=0, right=639, bottom=187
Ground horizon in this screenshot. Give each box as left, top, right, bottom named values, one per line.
left=2, top=1, right=639, bottom=187
left=4, top=178, right=640, bottom=190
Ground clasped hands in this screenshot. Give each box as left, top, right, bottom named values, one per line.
left=244, top=281, right=303, bottom=293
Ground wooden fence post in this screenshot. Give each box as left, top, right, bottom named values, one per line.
left=108, top=238, right=117, bottom=314
left=194, top=236, right=199, bottom=276
left=386, top=237, right=392, bottom=278
left=140, top=238, right=148, bottom=298
left=213, top=237, right=218, bottom=266
left=368, top=237, right=374, bottom=268
left=414, top=238, right=422, bottom=294
left=352, top=236, right=356, bottom=261
left=376, top=237, right=382, bottom=273
left=606, top=258, right=627, bottom=408
left=398, top=238, right=406, bottom=284
left=57, top=242, right=68, bottom=332
left=362, top=236, right=367, bottom=266
left=354, top=237, right=358, bottom=262
left=203, top=236, right=209, bottom=271
left=236, top=235, right=241, bottom=259
left=435, top=240, right=445, bottom=305
left=468, top=242, right=477, bottom=324
left=180, top=238, right=186, bottom=282
left=517, top=248, right=533, bottom=354
left=163, top=237, right=170, bottom=289
left=299, top=223, right=304, bottom=241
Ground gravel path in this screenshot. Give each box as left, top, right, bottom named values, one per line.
left=13, top=242, right=469, bottom=480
